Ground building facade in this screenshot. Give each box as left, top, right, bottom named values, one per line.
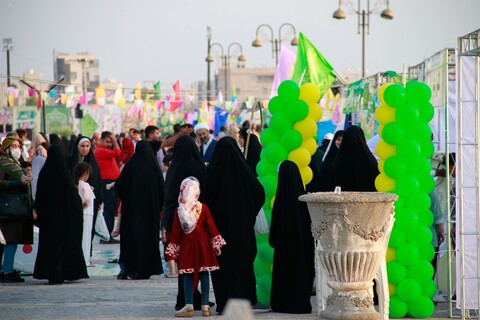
left=53, top=50, right=100, bottom=94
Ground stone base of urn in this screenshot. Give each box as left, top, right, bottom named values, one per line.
left=299, top=192, right=397, bottom=320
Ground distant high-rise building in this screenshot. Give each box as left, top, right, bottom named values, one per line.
left=53, top=50, right=100, bottom=94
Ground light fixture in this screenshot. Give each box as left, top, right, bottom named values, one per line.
left=332, top=0, right=346, bottom=19
left=380, top=0, right=394, bottom=20
left=290, top=37, right=299, bottom=46
left=206, top=55, right=215, bottom=62
left=238, top=54, right=248, bottom=62
left=251, top=38, right=263, bottom=47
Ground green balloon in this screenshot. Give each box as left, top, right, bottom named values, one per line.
left=418, top=244, right=436, bottom=262
left=269, top=112, right=293, bottom=134
left=278, top=80, right=300, bottom=103
left=395, top=104, right=420, bottom=126
left=396, top=243, right=420, bottom=266
left=387, top=260, right=407, bottom=284
left=389, top=228, right=407, bottom=248
left=397, top=140, right=422, bottom=162
left=396, top=175, right=420, bottom=197
left=261, top=142, right=288, bottom=165
left=406, top=80, right=432, bottom=104
left=257, top=274, right=273, bottom=293
left=420, top=278, right=437, bottom=298
left=257, top=241, right=274, bottom=262
left=407, top=260, right=434, bottom=282
left=407, top=225, right=433, bottom=247
left=260, top=128, right=280, bottom=147
left=256, top=160, right=277, bottom=177
left=405, top=193, right=431, bottom=211
left=417, top=101, right=435, bottom=122
left=257, top=286, right=270, bottom=305
left=407, top=157, right=432, bottom=177
left=254, top=258, right=271, bottom=276
left=408, top=296, right=435, bottom=318
left=420, top=140, right=435, bottom=158
left=384, top=84, right=407, bottom=107
left=397, top=278, right=422, bottom=302
left=418, top=175, right=435, bottom=193
left=394, top=197, right=406, bottom=210
left=268, top=96, right=286, bottom=115
left=390, top=296, right=409, bottom=318
left=394, top=207, right=419, bottom=231
left=384, top=156, right=408, bottom=179
left=407, top=122, right=432, bottom=141
left=260, top=175, right=278, bottom=198
left=285, top=99, right=309, bottom=122
left=280, top=129, right=303, bottom=151
left=417, top=209, right=434, bottom=227
left=382, top=122, right=407, bottom=145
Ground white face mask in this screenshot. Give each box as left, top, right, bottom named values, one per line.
left=10, top=148, right=21, bottom=160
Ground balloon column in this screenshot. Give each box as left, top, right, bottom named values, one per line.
left=254, top=80, right=323, bottom=304
left=374, top=81, right=436, bottom=318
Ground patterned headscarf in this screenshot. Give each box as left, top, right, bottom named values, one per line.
left=177, top=176, right=201, bottom=234
left=1, top=136, right=19, bottom=151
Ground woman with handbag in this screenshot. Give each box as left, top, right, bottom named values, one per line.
left=0, top=135, right=33, bottom=283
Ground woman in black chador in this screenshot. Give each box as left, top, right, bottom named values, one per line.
left=329, top=126, right=378, bottom=191
left=318, top=130, right=344, bottom=191
left=205, top=137, right=265, bottom=314
left=269, top=160, right=315, bottom=313
left=34, top=145, right=88, bottom=284
left=115, top=141, right=164, bottom=279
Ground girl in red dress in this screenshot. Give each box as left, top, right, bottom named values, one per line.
left=166, top=176, right=226, bottom=318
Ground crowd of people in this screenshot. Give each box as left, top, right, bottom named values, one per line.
left=0, top=123, right=455, bottom=316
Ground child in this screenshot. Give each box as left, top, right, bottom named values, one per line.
left=74, top=162, right=95, bottom=267
left=166, top=176, right=226, bottom=318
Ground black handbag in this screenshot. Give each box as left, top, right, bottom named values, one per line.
left=0, top=194, right=31, bottom=221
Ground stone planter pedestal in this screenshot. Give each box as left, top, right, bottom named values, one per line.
left=299, top=192, right=397, bottom=320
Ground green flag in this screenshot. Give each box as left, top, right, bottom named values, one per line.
left=291, top=32, right=336, bottom=97
left=153, top=81, right=161, bottom=99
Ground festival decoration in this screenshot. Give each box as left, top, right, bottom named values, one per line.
left=374, top=80, right=435, bottom=318
left=254, top=80, right=323, bottom=305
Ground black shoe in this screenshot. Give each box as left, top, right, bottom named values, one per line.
left=1, top=272, right=25, bottom=283
left=117, top=272, right=127, bottom=280
left=108, top=258, right=119, bottom=263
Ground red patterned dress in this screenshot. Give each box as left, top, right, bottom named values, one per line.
left=166, top=204, right=226, bottom=277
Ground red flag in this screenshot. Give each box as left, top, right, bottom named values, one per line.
left=36, top=92, right=42, bottom=110
left=169, top=80, right=182, bottom=112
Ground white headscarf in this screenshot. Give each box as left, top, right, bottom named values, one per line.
left=177, top=176, right=202, bottom=234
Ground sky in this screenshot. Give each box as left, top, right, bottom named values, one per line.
left=0, top=0, right=479, bottom=93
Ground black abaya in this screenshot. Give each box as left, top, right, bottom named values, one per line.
left=269, top=160, right=315, bottom=313
left=329, top=126, right=379, bottom=191
left=204, top=137, right=265, bottom=313
left=34, top=145, right=88, bottom=283
left=115, top=141, right=164, bottom=278
left=318, top=130, right=344, bottom=191
left=240, top=129, right=262, bottom=176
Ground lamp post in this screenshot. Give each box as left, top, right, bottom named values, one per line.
left=20, top=76, right=65, bottom=134
left=3, top=38, right=13, bottom=87
left=206, top=26, right=212, bottom=104
left=251, top=23, right=298, bottom=66
left=206, top=42, right=247, bottom=101
left=333, top=0, right=394, bottom=78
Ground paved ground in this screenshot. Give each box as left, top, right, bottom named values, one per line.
left=0, top=239, right=464, bottom=319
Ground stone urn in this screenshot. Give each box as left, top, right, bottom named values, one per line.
left=299, top=192, right=397, bottom=320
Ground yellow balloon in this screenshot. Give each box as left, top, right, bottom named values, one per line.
left=378, top=125, right=384, bottom=138
left=293, top=118, right=317, bottom=139
left=377, top=83, right=393, bottom=105
left=375, top=104, right=396, bottom=125
left=299, top=83, right=321, bottom=104
left=288, top=148, right=311, bottom=168
left=302, top=138, right=318, bottom=156
left=378, top=159, right=385, bottom=174
left=308, top=103, right=323, bottom=122
left=389, top=283, right=397, bottom=296
left=386, top=247, right=396, bottom=262
left=376, top=140, right=397, bottom=159
left=299, top=165, right=313, bottom=185
left=270, top=196, right=275, bottom=208
left=374, top=173, right=396, bottom=192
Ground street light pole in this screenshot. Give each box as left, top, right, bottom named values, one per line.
left=206, top=26, right=212, bottom=104
left=3, top=38, right=13, bottom=87
left=252, top=23, right=298, bottom=66
left=206, top=42, right=247, bottom=103
left=333, top=0, right=394, bottom=78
